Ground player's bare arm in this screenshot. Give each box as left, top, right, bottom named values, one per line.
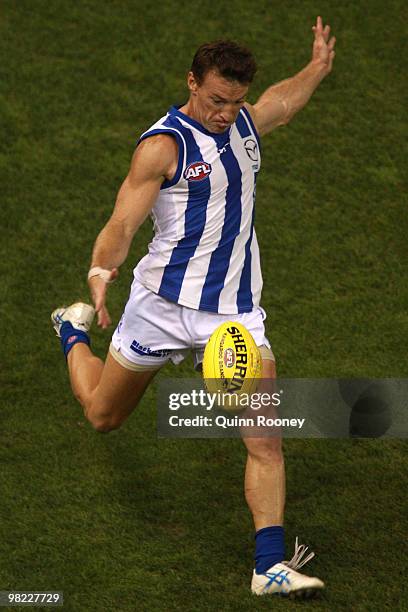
left=89, top=134, right=178, bottom=328
left=246, top=16, right=336, bottom=136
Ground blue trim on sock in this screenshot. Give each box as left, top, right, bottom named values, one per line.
left=255, top=526, right=285, bottom=574
left=60, top=321, right=90, bottom=359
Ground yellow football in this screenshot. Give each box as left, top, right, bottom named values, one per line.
left=202, top=321, right=262, bottom=400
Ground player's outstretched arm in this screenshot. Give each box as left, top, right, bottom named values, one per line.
left=247, top=16, right=336, bottom=137
left=89, top=134, right=178, bottom=328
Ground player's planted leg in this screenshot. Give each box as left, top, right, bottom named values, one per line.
left=243, top=358, right=324, bottom=597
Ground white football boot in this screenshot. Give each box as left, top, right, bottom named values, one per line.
left=51, top=303, right=95, bottom=337
left=251, top=537, right=325, bottom=599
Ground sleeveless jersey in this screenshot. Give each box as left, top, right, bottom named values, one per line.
left=133, top=105, right=263, bottom=314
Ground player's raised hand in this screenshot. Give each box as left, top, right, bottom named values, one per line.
left=312, top=16, right=336, bottom=75
left=88, top=267, right=119, bottom=329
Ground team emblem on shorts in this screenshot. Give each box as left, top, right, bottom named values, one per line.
left=183, top=161, right=212, bottom=181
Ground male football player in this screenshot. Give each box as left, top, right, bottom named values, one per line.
left=52, top=16, right=335, bottom=597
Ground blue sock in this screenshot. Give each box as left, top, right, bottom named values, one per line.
left=254, top=526, right=285, bottom=574
left=60, top=321, right=90, bottom=359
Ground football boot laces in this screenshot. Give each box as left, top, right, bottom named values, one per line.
left=283, top=537, right=315, bottom=571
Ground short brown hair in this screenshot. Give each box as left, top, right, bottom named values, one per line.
left=190, top=40, right=257, bottom=85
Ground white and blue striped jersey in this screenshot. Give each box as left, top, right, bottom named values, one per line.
left=133, top=105, right=263, bottom=314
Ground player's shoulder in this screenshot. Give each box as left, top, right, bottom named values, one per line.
left=132, top=133, right=178, bottom=177
left=137, top=132, right=178, bottom=157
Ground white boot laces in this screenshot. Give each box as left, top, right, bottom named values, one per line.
left=284, top=537, right=315, bottom=571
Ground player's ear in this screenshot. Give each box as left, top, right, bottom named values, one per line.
left=187, top=71, right=199, bottom=95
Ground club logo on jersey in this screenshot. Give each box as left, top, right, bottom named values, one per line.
left=224, top=347, right=236, bottom=368
left=244, top=138, right=259, bottom=162
left=183, top=161, right=212, bottom=181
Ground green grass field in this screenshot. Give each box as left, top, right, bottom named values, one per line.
left=1, top=0, right=407, bottom=610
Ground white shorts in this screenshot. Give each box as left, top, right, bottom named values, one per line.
left=111, top=278, right=272, bottom=371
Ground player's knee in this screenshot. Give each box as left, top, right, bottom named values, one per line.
left=91, top=417, right=120, bottom=433
left=85, top=402, right=124, bottom=433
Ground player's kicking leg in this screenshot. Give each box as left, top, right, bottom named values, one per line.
left=244, top=356, right=324, bottom=598
left=51, top=303, right=158, bottom=432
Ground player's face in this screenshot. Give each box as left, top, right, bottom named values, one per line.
left=187, top=70, right=249, bottom=133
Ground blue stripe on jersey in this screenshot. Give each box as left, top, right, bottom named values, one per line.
left=241, top=107, right=261, bottom=151
left=199, top=145, right=243, bottom=312
left=236, top=202, right=255, bottom=311
left=234, top=108, right=258, bottom=311
left=158, top=122, right=211, bottom=302
left=236, top=110, right=251, bottom=138
left=138, top=123, right=185, bottom=189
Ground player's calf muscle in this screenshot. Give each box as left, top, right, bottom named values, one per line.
left=67, top=368, right=129, bottom=433
left=66, top=347, right=154, bottom=431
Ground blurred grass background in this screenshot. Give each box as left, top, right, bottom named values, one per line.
left=0, top=0, right=407, bottom=610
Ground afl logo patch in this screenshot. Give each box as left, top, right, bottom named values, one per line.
left=223, top=347, right=236, bottom=368
left=183, top=161, right=212, bottom=181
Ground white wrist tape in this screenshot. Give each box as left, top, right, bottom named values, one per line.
left=88, top=266, right=115, bottom=283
